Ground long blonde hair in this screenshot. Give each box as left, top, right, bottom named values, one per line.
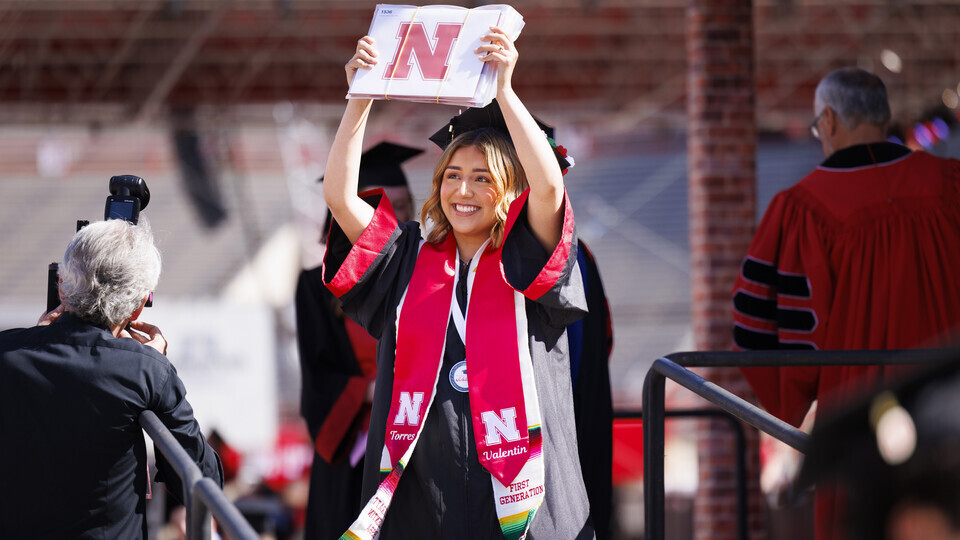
left=420, top=128, right=527, bottom=248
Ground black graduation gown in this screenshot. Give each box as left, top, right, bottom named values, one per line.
left=295, top=267, right=376, bottom=539
left=568, top=240, right=614, bottom=539
left=323, top=190, right=596, bottom=539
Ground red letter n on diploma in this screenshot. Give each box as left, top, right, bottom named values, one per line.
left=385, top=22, right=463, bottom=81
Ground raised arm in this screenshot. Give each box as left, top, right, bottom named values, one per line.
left=478, top=26, right=565, bottom=251
left=324, top=36, right=379, bottom=244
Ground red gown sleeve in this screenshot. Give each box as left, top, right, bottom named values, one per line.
left=733, top=190, right=832, bottom=427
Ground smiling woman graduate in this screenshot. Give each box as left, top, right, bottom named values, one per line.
left=320, top=29, right=594, bottom=540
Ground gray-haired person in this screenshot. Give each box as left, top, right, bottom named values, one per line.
left=0, top=219, right=223, bottom=539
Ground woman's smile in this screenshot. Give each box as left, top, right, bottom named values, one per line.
left=452, top=203, right=481, bottom=215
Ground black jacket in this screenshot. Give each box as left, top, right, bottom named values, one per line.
left=0, top=312, right=223, bottom=539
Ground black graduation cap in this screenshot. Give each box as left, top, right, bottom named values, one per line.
left=319, top=141, right=423, bottom=189
left=427, top=99, right=573, bottom=173
left=795, top=352, right=960, bottom=538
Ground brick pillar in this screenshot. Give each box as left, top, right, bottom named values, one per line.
left=687, top=0, right=765, bottom=539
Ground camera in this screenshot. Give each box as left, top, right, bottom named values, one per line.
left=46, top=175, right=152, bottom=312
left=104, top=175, right=151, bottom=224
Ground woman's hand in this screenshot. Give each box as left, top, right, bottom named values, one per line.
left=122, top=320, right=168, bottom=355
left=345, top=36, right=378, bottom=87
left=476, top=26, right=518, bottom=96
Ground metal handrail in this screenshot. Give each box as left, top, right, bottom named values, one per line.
left=615, top=408, right=747, bottom=540
left=139, top=411, right=259, bottom=540
left=641, top=348, right=954, bottom=540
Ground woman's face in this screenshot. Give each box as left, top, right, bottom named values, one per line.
left=440, top=145, right=500, bottom=256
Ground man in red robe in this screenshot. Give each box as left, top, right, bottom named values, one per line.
left=732, top=67, right=960, bottom=539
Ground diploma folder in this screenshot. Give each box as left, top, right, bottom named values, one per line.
left=347, top=4, right=524, bottom=107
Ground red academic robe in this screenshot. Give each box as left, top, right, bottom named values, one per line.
left=733, top=143, right=960, bottom=539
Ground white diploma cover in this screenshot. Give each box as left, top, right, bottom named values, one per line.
left=347, top=4, right=524, bottom=107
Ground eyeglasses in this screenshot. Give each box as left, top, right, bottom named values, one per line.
left=809, top=111, right=825, bottom=139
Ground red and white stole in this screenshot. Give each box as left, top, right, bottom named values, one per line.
left=341, top=235, right=545, bottom=540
